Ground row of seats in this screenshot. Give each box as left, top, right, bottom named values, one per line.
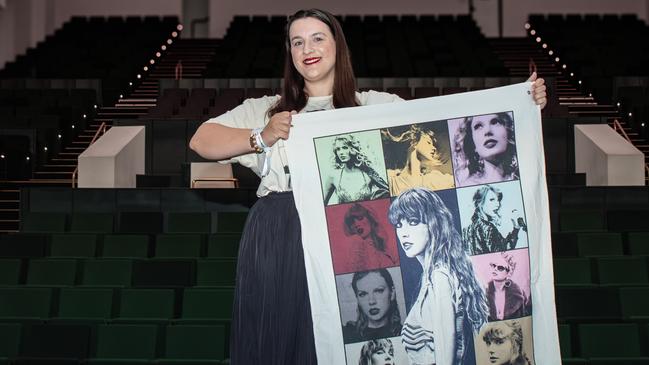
left=0, top=233, right=240, bottom=260
left=0, top=258, right=235, bottom=288
left=145, top=86, right=479, bottom=118
left=555, top=208, right=649, bottom=232
left=552, top=231, right=649, bottom=257
left=554, top=256, right=649, bottom=286
left=0, top=322, right=228, bottom=363
left=18, top=211, right=248, bottom=234
left=559, top=322, right=649, bottom=363
left=207, top=14, right=506, bottom=77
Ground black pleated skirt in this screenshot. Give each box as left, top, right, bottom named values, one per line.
left=230, top=192, right=318, bottom=365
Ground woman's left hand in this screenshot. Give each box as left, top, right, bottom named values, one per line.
left=528, top=72, right=547, bottom=110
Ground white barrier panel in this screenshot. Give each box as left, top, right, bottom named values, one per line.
left=78, top=126, right=145, bottom=188
left=575, top=124, right=645, bottom=186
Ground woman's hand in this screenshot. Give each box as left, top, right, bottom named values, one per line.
left=261, top=110, right=297, bottom=147
left=527, top=72, right=547, bottom=110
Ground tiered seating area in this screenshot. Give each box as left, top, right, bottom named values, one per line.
left=205, top=14, right=508, bottom=77
left=1, top=9, right=649, bottom=365
left=0, top=188, right=255, bottom=364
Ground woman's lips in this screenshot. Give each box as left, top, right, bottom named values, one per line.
left=402, top=242, right=413, bottom=250
left=369, top=308, right=380, bottom=315
left=483, top=139, right=497, bottom=148
left=304, top=57, right=321, bottom=65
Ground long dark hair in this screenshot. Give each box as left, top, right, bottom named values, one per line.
left=456, top=112, right=518, bottom=178
left=268, top=8, right=358, bottom=118
left=388, top=188, right=488, bottom=332
left=343, top=203, right=386, bottom=251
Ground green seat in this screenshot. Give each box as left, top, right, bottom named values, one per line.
left=207, top=234, right=240, bottom=259
left=26, top=258, right=78, bottom=286
left=70, top=213, right=114, bottom=233
left=578, top=323, right=641, bottom=358
left=179, top=288, right=234, bottom=322
left=50, top=234, right=98, bottom=258
left=553, top=258, right=593, bottom=286
left=155, top=234, right=202, bottom=258
left=53, top=287, right=114, bottom=321
left=81, top=259, right=133, bottom=287
left=89, top=324, right=158, bottom=362
left=627, top=232, right=649, bottom=255
left=102, top=234, right=149, bottom=258
left=0, top=259, right=22, bottom=285
left=576, top=232, right=623, bottom=256
left=159, top=324, right=227, bottom=363
left=558, top=324, right=573, bottom=358
left=560, top=209, right=605, bottom=232
left=216, top=212, right=248, bottom=233
left=196, top=259, right=236, bottom=287
left=597, top=257, right=649, bottom=285
left=166, top=212, right=211, bottom=233
left=620, top=287, right=649, bottom=319
left=0, top=323, right=22, bottom=358
left=114, top=289, right=175, bottom=323
left=21, top=212, right=67, bottom=233
left=0, top=287, right=52, bottom=320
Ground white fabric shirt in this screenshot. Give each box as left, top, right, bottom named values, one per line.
left=204, top=91, right=402, bottom=197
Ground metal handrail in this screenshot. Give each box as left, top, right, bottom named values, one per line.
left=71, top=122, right=108, bottom=188
left=612, top=118, right=649, bottom=179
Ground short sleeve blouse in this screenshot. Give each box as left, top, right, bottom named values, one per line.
left=203, top=90, right=402, bottom=197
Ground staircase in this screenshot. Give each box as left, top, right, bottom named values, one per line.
left=0, top=38, right=220, bottom=233
left=490, top=36, right=649, bottom=182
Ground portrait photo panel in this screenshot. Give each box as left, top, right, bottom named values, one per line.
left=325, top=198, right=400, bottom=275
left=448, top=111, right=520, bottom=188
left=381, top=120, right=455, bottom=195
left=335, top=267, right=407, bottom=344
left=391, top=188, right=461, bottom=312
left=456, top=180, right=529, bottom=256
left=474, top=316, right=535, bottom=365
left=344, top=336, right=409, bottom=365
left=314, top=130, right=389, bottom=206
left=470, top=248, right=532, bottom=322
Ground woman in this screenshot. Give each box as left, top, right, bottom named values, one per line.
left=323, top=134, right=389, bottom=205
left=388, top=188, right=488, bottom=365
left=189, top=8, right=548, bottom=363
left=358, top=338, right=397, bottom=365
left=453, top=112, right=518, bottom=186
left=339, top=203, right=397, bottom=272
left=382, top=124, right=454, bottom=195
left=343, top=269, right=403, bottom=343
left=481, top=321, right=533, bottom=365
left=485, top=252, right=530, bottom=321
left=463, top=185, right=524, bottom=255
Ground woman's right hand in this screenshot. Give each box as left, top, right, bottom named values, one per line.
left=261, top=110, right=296, bottom=147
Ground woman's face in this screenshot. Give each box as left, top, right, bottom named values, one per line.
left=289, top=17, right=336, bottom=86
left=489, top=256, right=511, bottom=282
left=370, top=346, right=395, bottom=365
left=484, top=328, right=515, bottom=365
left=415, top=133, right=438, bottom=161
left=355, top=272, right=395, bottom=327
left=471, top=114, right=508, bottom=162
left=482, top=190, right=501, bottom=218
left=349, top=214, right=371, bottom=239
left=395, top=217, right=430, bottom=258
left=334, top=140, right=352, bottom=163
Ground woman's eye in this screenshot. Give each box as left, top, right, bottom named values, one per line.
left=408, top=218, right=420, bottom=226
left=292, top=40, right=302, bottom=47
left=357, top=291, right=367, bottom=297
left=395, top=222, right=402, bottom=228
left=376, top=350, right=385, bottom=355
left=473, top=122, right=482, bottom=130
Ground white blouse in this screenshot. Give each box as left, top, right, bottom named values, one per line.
left=203, top=91, right=402, bottom=197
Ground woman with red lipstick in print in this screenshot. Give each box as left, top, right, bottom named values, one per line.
left=343, top=269, right=403, bottom=343
left=342, top=203, right=397, bottom=271
left=453, top=111, right=519, bottom=187
left=189, top=7, right=547, bottom=364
